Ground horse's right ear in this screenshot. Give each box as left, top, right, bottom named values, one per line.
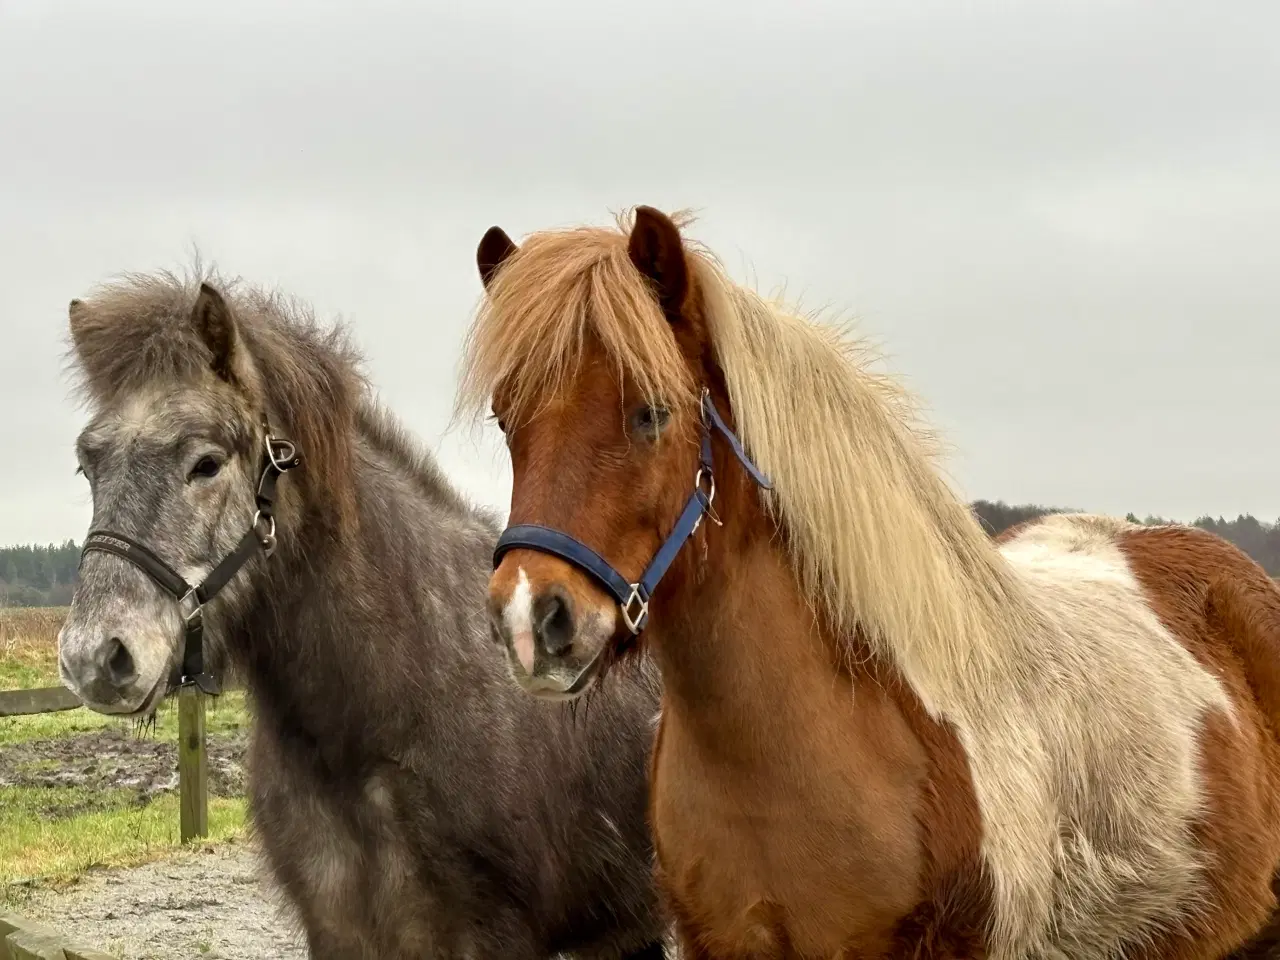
left=477, top=226, right=518, bottom=290
left=68, top=298, right=87, bottom=330
left=67, top=298, right=90, bottom=356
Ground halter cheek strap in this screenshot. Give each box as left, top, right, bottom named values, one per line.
left=493, top=390, right=771, bottom=635
left=79, top=432, right=302, bottom=697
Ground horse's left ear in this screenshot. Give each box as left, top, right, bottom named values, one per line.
left=628, top=205, right=688, bottom=317
left=191, top=282, right=240, bottom=383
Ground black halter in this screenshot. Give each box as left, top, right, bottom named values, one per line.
left=493, top=389, right=771, bottom=637
left=79, top=431, right=302, bottom=697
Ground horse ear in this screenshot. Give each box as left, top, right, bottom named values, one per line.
left=477, top=226, right=518, bottom=289
left=191, top=282, right=240, bottom=383
left=67, top=298, right=90, bottom=356
left=628, top=205, right=688, bottom=317
left=68, top=298, right=87, bottom=331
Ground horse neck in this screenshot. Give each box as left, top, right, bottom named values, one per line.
left=648, top=465, right=859, bottom=761
left=225, top=425, right=493, bottom=736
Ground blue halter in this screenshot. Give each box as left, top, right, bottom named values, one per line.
left=493, top=389, right=772, bottom=635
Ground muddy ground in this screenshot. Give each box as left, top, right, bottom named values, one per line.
left=0, top=726, right=247, bottom=809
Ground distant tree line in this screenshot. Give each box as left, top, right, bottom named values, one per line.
left=0, top=540, right=80, bottom=607
left=972, top=500, right=1280, bottom=575
left=5, top=504, right=1280, bottom=605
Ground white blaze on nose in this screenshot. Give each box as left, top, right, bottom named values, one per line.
left=504, top=568, right=537, bottom=674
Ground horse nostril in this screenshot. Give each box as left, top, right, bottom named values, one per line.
left=534, top=592, right=575, bottom=657
left=104, top=637, right=136, bottom=687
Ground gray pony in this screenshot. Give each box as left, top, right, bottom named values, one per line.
left=56, top=271, right=667, bottom=960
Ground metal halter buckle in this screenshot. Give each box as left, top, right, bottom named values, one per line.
left=621, top=585, right=649, bottom=635
left=176, top=589, right=205, bottom=686
left=179, top=587, right=204, bottom=627
left=265, top=433, right=297, bottom=471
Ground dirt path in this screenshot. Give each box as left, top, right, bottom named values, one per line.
left=17, top=840, right=307, bottom=960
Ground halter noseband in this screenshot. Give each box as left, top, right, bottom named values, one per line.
left=493, top=389, right=771, bottom=636
left=78, top=429, right=302, bottom=697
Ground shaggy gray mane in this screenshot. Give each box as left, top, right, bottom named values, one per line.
left=66, top=265, right=474, bottom=530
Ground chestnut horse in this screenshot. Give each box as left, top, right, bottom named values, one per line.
left=457, top=206, right=1280, bottom=959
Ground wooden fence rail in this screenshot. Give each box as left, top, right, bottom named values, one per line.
left=0, top=687, right=80, bottom=717
left=0, top=911, right=118, bottom=960
left=0, top=684, right=209, bottom=844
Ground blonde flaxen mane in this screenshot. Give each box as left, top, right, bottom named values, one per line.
left=460, top=209, right=1235, bottom=958
left=459, top=209, right=1025, bottom=666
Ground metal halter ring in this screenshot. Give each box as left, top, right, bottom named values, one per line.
left=621, top=585, right=650, bottom=635
left=691, top=468, right=722, bottom=536
left=253, top=511, right=278, bottom=557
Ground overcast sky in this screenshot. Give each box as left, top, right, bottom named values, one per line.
left=1, top=0, right=1277, bottom=545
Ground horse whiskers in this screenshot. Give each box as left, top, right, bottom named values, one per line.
left=132, top=710, right=158, bottom=740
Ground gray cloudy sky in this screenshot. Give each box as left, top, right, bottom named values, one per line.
left=2, top=0, right=1278, bottom=545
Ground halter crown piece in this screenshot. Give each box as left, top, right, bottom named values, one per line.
left=78, top=428, right=302, bottom=697
left=493, top=388, right=771, bottom=635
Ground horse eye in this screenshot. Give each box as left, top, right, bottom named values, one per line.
left=631, top=404, right=670, bottom=438
left=189, top=456, right=221, bottom=480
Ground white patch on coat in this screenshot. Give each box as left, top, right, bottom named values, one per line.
left=946, top=513, right=1234, bottom=958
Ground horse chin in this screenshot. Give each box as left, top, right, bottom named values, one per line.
left=503, top=645, right=608, bottom=703
left=87, top=671, right=171, bottom=719
left=136, top=673, right=174, bottom=718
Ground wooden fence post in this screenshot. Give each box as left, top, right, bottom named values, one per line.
left=177, top=685, right=208, bottom=843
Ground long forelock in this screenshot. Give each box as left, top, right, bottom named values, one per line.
left=457, top=211, right=701, bottom=427
left=67, top=265, right=369, bottom=533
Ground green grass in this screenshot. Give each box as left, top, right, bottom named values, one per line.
left=0, top=658, right=59, bottom=690
left=0, top=786, right=246, bottom=898
left=1, top=690, right=251, bottom=747
left=0, top=706, right=120, bottom=746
